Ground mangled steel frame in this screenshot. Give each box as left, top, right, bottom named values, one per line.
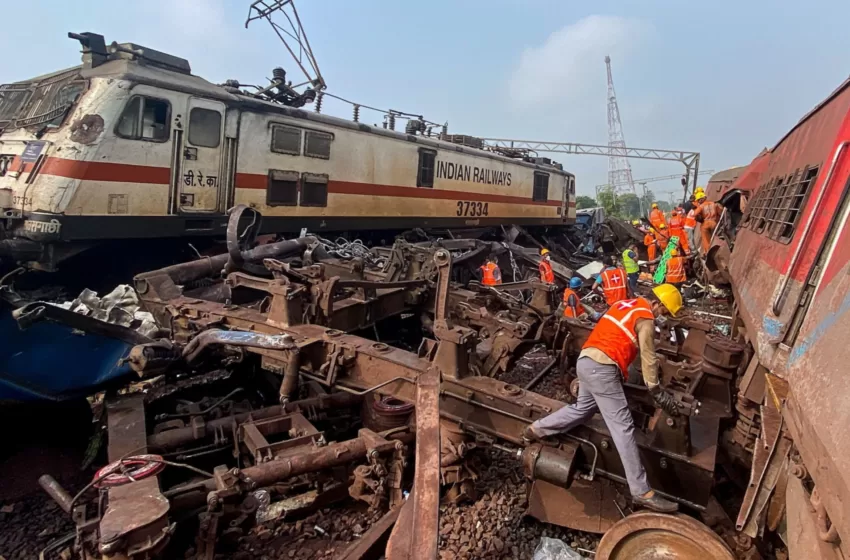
left=30, top=208, right=749, bottom=559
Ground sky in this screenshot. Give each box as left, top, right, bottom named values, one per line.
left=2, top=0, right=849, bottom=200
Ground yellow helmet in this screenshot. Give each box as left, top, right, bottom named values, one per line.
left=653, top=283, right=683, bottom=317
left=651, top=203, right=659, bottom=209
left=695, top=186, right=705, bottom=193
left=670, top=248, right=679, bottom=257
left=695, top=191, right=706, bottom=201
left=632, top=219, right=640, bottom=226
left=658, top=223, right=667, bottom=229
left=540, top=248, right=550, bottom=256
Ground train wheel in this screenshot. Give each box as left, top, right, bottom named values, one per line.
left=596, top=511, right=735, bottom=560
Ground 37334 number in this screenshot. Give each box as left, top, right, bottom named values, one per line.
left=456, top=201, right=489, bottom=217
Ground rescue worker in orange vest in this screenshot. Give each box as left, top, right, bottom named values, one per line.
left=561, top=277, right=584, bottom=318
left=649, top=203, right=667, bottom=230
left=478, top=256, right=502, bottom=286
left=591, top=256, right=630, bottom=305
left=539, top=248, right=555, bottom=284
left=644, top=228, right=657, bottom=262
left=668, top=209, right=689, bottom=255
left=695, top=191, right=723, bottom=254
left=684, top=198, right=698, bottom=254
left=665, top=249, right=687, bottom=290
left=524, top=284, right=684, bottom=513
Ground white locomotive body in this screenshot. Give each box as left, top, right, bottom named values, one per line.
left=0, top=34, right=575, bottom=269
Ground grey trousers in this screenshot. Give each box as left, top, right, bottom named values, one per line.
left=531, top=356, right=651, bottom=497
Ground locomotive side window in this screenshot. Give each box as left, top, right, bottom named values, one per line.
left=301, top=173, right=329, bottom=207
left=116, top=96, right=170, bottom=142
left=188, top=108, right=222, bottom=148
left=267, top=169, right=299, bottom=206
left=305, top=130, right=333, bottom=159
left=417, top=149, right=436, bottom=188
left=271, top=125, right=301, bottom=155
left=533, top=172, right=549, bottom=202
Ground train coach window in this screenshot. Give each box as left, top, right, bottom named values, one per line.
left=271, top=125, right=302, bottom=155
left=775, top=166, right=819, bottom=242
left=417, top=149, right=436, bottom=188
left=188, top=108, right=221, bottom=148
left=116, top=96, right=170, bottom=142
left=305, top=130, right=333, bottom=159
left=533, top=172, right=549, bottom=202
left=267, top=169, right=299, bottom=206
left=301, top=173, right=329, bottom=207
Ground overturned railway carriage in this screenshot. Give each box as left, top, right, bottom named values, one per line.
left=727, top=75, right=850, bottom=558
left=0, top=34, right=574, bottom=270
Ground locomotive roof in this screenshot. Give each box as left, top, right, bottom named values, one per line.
left=772, top=75, right=850, bottom=151
left=77, top=58, right=572, bottom=176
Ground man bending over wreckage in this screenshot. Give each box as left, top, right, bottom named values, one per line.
left=523, top=284, right=684, bottom=513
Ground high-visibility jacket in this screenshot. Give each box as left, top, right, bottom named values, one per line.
left=583, top=297, right=654, bottom=377
left=539, top=259, right=555, bottom=283
left=562, top=288, right=580, bottom=318
left=669, top=215, right=684, bottom=231
left=684, top=209, right=697, bottom=230
left=600, top=267, right=629, bottom=305
left=666, top=256, right=686, bottom=283
left=649, top=208, right=667, bottom=230
left=644, top=232, right=656, bottom=248
left=479, top=262, right=502, bottom=286
left=622, top=249, right=639, bottom=274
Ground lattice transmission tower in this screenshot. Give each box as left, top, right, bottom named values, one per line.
left=605, top=56, right=637, bottom=199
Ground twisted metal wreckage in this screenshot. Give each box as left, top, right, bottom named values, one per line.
left=20, top=206, right=757, bottom=559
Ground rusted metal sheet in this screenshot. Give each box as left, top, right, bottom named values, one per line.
left=785, top=475, right=844, bottom=560
left=526, top=478, right=621, bottom=534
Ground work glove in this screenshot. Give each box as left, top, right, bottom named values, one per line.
left=649, top=384, right=680, bottom=416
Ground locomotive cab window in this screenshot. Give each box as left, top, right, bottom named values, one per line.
left=417, top=149, right=436, bottom=188
left=116, top=96, right=170, bottom=142
left=188, top=108, right=221, bottom=148
left=533, top=172, right=549, bottom=202
left=305, top=130, right=333, bottom=159
left=271, top=124, right=302, bottom=155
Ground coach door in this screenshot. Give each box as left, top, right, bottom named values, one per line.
left=178, top=98, right=226, bottom=212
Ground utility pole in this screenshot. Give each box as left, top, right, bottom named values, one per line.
left=605, top=56, right=637, bottom=201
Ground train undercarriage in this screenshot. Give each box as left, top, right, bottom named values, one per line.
left=1, top=206, right=794, bottom=560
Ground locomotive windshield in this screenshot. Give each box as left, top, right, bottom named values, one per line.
left=0, top=68, right=85, bottom=131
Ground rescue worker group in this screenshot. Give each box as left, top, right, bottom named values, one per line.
left=477, top=188, right=714, bottom=513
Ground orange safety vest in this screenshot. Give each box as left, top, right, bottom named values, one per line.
left=644, top=232, right=656, bottom=247
left=562, top=288, right=580, bottom=318
left=600, top=267, right=629, bottom=305
left=583, top=297, right=654, bottom=377
left=649, top=208, right=667, bottom=229
left=666, top=256, right=686, bottom=283
left=539, top=259, right=555, bottom=283
left=479, top=262, right=502, bottom=286
left=669, top=215, right=684, bottom=231
left=684, top=209, right=697, bottom=229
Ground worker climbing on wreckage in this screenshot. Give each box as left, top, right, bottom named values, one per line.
left=479, top=255, right=502, bottom=286
left=523, top=284, right=685, bottom=513
left=644, top=227, right=658, bottom=264
left=684, top=196, right=699, bottom=253
left=649, top=202, right=667, bottom=230
left=591, top=256, right=630, bottom=306
left=695, top=191, right=723, bottom=254
left=539, top=248, right=555, bottom=284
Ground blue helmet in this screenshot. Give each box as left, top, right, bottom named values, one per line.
left=569, top=277, right=582, bottom=289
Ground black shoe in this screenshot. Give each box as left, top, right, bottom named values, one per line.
left=632, top=491, right=679, bottom=513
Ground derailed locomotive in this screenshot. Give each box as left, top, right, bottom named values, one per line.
left=0, top=32, right=574, bottom=271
